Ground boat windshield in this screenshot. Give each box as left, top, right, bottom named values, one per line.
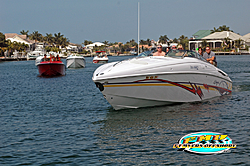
left=137, top=50, right=155, bottom=57
left=165, top=49, right=207, bottom=62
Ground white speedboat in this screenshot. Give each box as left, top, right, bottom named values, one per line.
left=92, top=49, right=232, bottom=110
left=93, top=51, right=108, bottom=63
left=66, top=54, right=86, bottom=68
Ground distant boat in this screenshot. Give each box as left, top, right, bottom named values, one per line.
left=93, top=51, right=108, bottom=63
left=66, top=54, right=86, bottom=68
left=27, top=44, right=45, bottom=59
left=36, top=55, right=65, bottom=76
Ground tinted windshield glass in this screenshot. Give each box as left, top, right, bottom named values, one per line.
left=165, top=49, right=185, bottom=58
left=165, top=49, right=207, bottom=62
left=137, top=50, right=154, bottom=57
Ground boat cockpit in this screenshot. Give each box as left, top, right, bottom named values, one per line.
left=137, top=49, right=207, bottom=62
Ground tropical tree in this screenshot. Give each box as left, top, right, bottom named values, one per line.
left=29, top=31, right=43, bottom=43
left=83, top=40, right=93, bottom=46
left=20, top=30, right=29, bottom=37
left=6, top=40, right=15, bottom=57
left=234, top=38, right=244, bottom=49
left=53, top=32, right=69, bottom=49
left=211, top=25, right=233, bottom=33
left=44, top=33, right=54, bottom=46
left=103, top=41, right=109, bottom=46
left=223, top=37, right=231, bottom=49
left=158, top=35, right=169, bottom=44
left=0, top=32, right=6, bottom=47
left=146, top=38, right=151, bottom=46
left=54, top=32, right=64, bottom=47
left=178, top=35, right=189, bottom=49
left=172, top=38, right=178, bottom=43
left=118, top=42, right=123, bottom=52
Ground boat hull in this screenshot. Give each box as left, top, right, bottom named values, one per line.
left=66, top=57, right=86, bottom=68
left=93, top=59, right=108, bottom=64
left=37, top=62, right=66, bottom=76
left=94, top=73, right=232, bottom=110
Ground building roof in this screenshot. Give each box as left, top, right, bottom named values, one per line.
left=192, top=30, right=211, bottom=39
left=202, top=31, right=243, bottom=40
left=86, top=42, right=105, bottom=47
left=243, top=33, right=250, bottom=42
left=5, top=33, right=35, bottom=44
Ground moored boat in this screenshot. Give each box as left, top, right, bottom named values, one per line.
left=37, top=55, right=65, bottom=76
left=93, top=51, right=108, bottom=63
left=66, top=54, right=86, bottom=68
left=92, top=49, right=232, bottom=110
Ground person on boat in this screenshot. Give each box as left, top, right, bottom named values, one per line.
left=172, top=45, right=177, bottom=50
left=56, top=54, right=60, bottom=61
left=153, top=44, right=165, bottom=56
left=203, top=46, right=217, bottom=67
left=198, top=47, right=203, bottom=56
left=166, top=47, right=170, bottom=53
left=177, top=45, right=184, bottom=50
left=44, top=54, right=47, bottom=61
left=175, top=45, right=184, bottom=56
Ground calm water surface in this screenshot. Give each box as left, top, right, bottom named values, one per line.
left=0, top=55, right=250, bottom=165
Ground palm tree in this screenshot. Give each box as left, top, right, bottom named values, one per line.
left=44, top=33, right=54, bottom=46
left=6, top=40, right=15, bottom=57
left=103, top=41, right=109, bottom=46
left=178, top=35, right=189, bottom=49
left=54, top=32, right=64, bottom=47
left=211, top=25, right=233, bottom=34
left=30, top=31, right=43, bottom=43
left=234, top=38, right=243, bottom=49
left=158, top=35, right=169, bottom=44
left=83, top=40, right=93, bottom=46
left=20, top=30, right=29, bottom=38
left=146, top=38, right=151, bottom=46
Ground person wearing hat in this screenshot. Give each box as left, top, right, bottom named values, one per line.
left=153, top=44, right=165, bottom=56
left=172, top=45, right=177, bottom=50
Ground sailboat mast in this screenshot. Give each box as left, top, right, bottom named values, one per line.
left=138, top=2, right=140, bottom=54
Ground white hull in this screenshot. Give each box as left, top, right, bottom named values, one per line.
left=66, top=56, right=86, bottom=68
left=93, top=51, right=232, bottom=110
left=93, top=56, right=108, bottom=63
left=96, top=73, right=231, bottom=110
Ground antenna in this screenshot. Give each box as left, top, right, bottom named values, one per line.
left=138, top=2, right=140, bottom=55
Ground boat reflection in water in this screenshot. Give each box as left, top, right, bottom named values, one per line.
left=36, top=54, right=66, bottom=77
left=92, top=49, right=232, bottom=110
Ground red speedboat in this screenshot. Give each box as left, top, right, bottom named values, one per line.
left=93, top=51, right=108, bottom=63
left=37, top=55, right=66, bottom=76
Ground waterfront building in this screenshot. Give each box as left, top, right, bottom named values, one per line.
left=189, top=31, right=245, bottom=50
left=85, top=42, right=106, bottom=53
left=243, top=33, right=250, bottom=47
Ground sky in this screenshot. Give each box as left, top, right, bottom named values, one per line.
left=1, top=0, right=250, bottom=45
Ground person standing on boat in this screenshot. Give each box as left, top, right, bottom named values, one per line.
left=198, top=47, right=203, bottom=55
left=153, top=44, right=165, bottom=56
left=203, top=46, right=217, bottom=67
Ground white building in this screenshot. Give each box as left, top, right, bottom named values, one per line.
left=85, top=42, right=105, bottom=53
left=243, top=33, right=250, bottom=47
left=189, top=31, right=245, bottom=50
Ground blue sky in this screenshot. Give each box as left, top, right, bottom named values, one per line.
left=1, top=0, right=250, bottom=45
